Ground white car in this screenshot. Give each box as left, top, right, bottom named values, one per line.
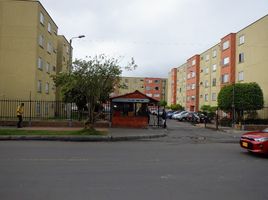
left=172, top=111, right=187, bottom=120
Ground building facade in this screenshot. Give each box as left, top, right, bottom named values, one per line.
left=115, top=77, right=168, bottom=101
left=167, top=14, right=268, bottom=111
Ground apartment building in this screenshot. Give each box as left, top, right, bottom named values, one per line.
left=115, top=77, right=168, bottom=101
left=0, top=0, right=61, bottom=101
left=168, top=14, right=268, bottom=110
left=176, top=63, right=186, bottom=108
left=199, top=44, right=221, bottom=109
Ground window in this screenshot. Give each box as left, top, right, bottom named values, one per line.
left=154, top=94, right=160, bottom=98
left=191, top=96, right=195, bottom=101
left=212, top=93, right=217, bottom=101
left=187, top=96, right=190, bottom=102
left=222, top=40, right=229, bottom=50
left=48, top=22, right=51, bottom=33
left=148, top=80, right=153, bottom=83
left=154, top=80, right=159, bottom=84
left=146, top=93, right=152, bottom=97
left=192, top=59, right=196, bottom=66
left=45, top=82, right=49, bottom=94
left=205, top=54, right=209, bottom=61
left=186, top=84, right=191, bottom=90
left=39, top=35, right=44, bottom=47
left=238, top=71, right=244, bottom=81
left=222, top=74, right=229, bottom=83
left=212, top=78, right=216, bottom=86
left=40, top=12, right=44, bottom=25
left=46, top=62, right=50, bottom=73
left=187, top=73, right=191, bottom=79
left=47, top=42, right=52, bottom=53
left=36, top=102, right=41, bottom=115
left=191, top=84, right=195, bottom=90
left=52, top=66, right=56, bottom=72
left=205, top=94, right=209, bottom=102
left=239, top=35, right=245, bottom=45
left=205, top=67, right=209, bottom=74
left=191, top=71, right=196, bottom=78
left=212, top=49, right=217, bottom=58
left=239, top=53, right=244, bottom=63
left=212, top=64, right=217, bottom=71
left=146, top=86, right=151, bottom=90
left=155, top=87, right=159, bottom=90
left=222, top=57, right=230, bottom=66
left=205, top=80, right=209, bottom=88
left=38, top=57, right=43, bottom=70
left=37, top=80, right=42, bottom=93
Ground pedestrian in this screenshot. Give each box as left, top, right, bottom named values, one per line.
left=16, top=103, right=24, bottom=128
left=161, top=108, right=167, bottom=128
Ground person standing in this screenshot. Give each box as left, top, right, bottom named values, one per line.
left=161, top=108, right=167, bottom=128
left=16, top=103, right=24, bottom=128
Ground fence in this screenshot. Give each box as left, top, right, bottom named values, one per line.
left=0, top=99, right=111, bottom=122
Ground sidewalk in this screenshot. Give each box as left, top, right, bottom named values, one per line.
left=0, top=126, right=167, bottom=141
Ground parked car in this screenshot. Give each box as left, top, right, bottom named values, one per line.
left=186, top=112, right=200, bottom=123
left=171, top=111, right=184, bottom=119
left=175, top=111, right=189, bottom=121
left=240, top=128, right=268, bottom=154
left=166, top=111, right=175, bottom=119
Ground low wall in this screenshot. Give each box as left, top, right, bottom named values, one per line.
left=243, top=125, right=268, bottom=131
left=112, top=116, right=148, bottom=128
left=0, top=120, right=109, bottom=128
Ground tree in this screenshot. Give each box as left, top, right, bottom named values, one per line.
left=159, top=100, right=167, bottom=107
left=53, top=55, right=137, bottom=127
left=170, top=104, right=184, bottom=111
left=217, top=82, right=264, bottom=121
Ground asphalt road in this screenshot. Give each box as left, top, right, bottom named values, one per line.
left=0, top=120, right=267, bottom=200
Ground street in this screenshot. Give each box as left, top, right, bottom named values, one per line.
left=0, top=120, right=267, bottom=200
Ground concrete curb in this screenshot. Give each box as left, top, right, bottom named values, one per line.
left=0, top=132, right=167, bottom=142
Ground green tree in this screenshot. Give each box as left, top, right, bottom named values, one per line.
left=53, top=55, right=137, bottom=127
left=217, top=82, right=264, bottom=121
left=159, top=100, right=167, bottom=107
left=170, top=104, right=184, bottom=111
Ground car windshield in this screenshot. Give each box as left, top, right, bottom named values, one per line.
left=262, top=128, right=268, bottom=132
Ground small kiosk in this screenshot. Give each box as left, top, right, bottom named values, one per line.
left=110, top=90, right=159, bottom=128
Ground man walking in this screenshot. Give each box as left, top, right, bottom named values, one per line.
left=161, top=108, right=167, bottom=128
left=16, top=103, right=24, bottom=128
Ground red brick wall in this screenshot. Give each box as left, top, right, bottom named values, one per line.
left=112, top=116, right=148, bottom=128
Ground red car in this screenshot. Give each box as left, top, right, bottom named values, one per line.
left=240, top=128, right=268, bottom=154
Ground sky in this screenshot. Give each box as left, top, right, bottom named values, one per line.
left=39, top=0, right=268, bottom=78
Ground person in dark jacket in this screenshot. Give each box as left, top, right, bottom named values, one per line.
left=161, top=109, right=167, bottom=128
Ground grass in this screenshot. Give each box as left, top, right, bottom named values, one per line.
left=0, top=128, right=107, bottom=136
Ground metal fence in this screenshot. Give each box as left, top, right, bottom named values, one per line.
left=0, top=99, right=111, bottom=122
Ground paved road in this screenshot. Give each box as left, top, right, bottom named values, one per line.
left=0, top=120, right=267, bottom=200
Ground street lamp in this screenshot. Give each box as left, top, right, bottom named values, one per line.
left=67, top=35, right=85, bottom=127
left=69, top=35, right=85, bottom=72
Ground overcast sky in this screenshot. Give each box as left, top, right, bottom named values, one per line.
left=40, top=0, right=268, bottom=78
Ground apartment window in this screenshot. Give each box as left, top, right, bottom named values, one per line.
left=191, top=96, right=195, bottom=101
left=39, top=35, right=44, bottom=47
left=192, top=59, right=196, bottom=66
left=191, top=84, right=195, bottom=90
left=212, top=49, right=217, bottom=58
left=238, top=71, right=244, bottom=81
left=154, top=80, right=159, bottom=84
left=46, top=62, right=50, bottom=73
left=146, top=86, right=151, bottom=90
left=38, top=57, right=43, bottom=70
left=40, top=12, right=44, bottom=25
left=222, top=40, right=230, bottom=50
left=186, top=84, right=191, bottom=90
left=191, top=71, right=196, bottom=78
left=155, top=87, right=159, bottom=90
left=37, top=80, right=42, bottom=93
left=222, top=74, right=229, bottom=83
left=205, top=54, right=209, bottom=61
left=48, top=22, right=51, bottom=33
left=212, top=93, right=217, bottom=101
left=45, top=82, right=49, bottom=94
left=205, top=67, right=209, bottom=74
left=222, top=57, right=230, bottom=66
left=239, top=53, right=244, bottom=63
left=212, top=78, right=216, bottom=86
left=205, top=94, right=209, bottom=102
left=146, top=93, right=152, bottom=97
left=47, top=42, right=52, bottom=54
left=239, top=35, right=245, bottom=45
left=148, top=80, right=153, bottom=83
left=205, top=80, right=209, bottom=88
left=52, top=66, right=56, bottom=72
left=187, top=73, right=191, bottom=79
left=187, top=96, right=190, bottom=102
left=154, top=94, right=160, bottom=98
left=212, top=64, right=217, bottom=72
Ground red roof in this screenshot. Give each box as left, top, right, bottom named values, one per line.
left=110, top=90, right=159, bottom=103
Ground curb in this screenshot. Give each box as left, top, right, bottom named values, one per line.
left=0, top=133, right=167, bottom=142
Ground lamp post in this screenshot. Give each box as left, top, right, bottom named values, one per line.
left=69, top=35, right=85, bottom=72
left=67, top=35, right=85, bottom=126
left=232, top=84, right=235, bottom=127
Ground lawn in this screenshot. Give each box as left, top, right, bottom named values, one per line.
left=0, top=128, right=107, bottom=136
